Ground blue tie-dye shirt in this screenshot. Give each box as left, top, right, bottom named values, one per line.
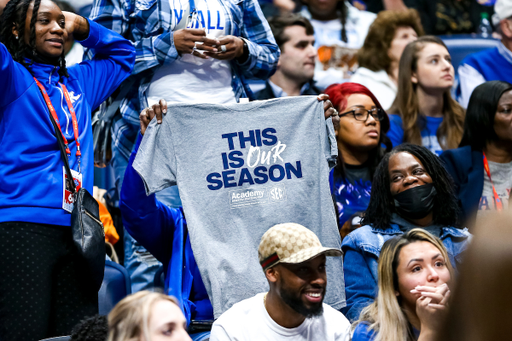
left=330, top=164, right=372, bottom=228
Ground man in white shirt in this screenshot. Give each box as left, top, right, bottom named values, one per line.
left=210, top=223, right=351, bottom=341
left=458, top=0, right=512, bottom=108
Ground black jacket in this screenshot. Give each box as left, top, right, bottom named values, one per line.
left=440, top=146, right=484, bottom=228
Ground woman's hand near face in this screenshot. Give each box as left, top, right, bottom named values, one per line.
left=415, top=283, right=451, bottom=341
left=140, top=99, right=167, bottom=135
left=62, top=11, right=89, bottom=40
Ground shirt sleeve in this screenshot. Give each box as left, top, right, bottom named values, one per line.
left=133, top=118, right=178, bottom=195
left=0, top=42, right=38, bottom=108
left=458, top=63, right=486, bottom=109
left=75, top=19, right=136, bottom=110
left=324, top=117, right=338, bottom=169
left=120, top=133, right=181, bottom=264
left=341, top=235, right=378, bottom=322
left=236, top=0, right=280, bottom=80
left=89, top=0, right=179, bottom=75
left=210, top=322, right=234, bottom=341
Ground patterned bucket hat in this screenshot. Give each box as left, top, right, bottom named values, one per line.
left=258, top=223, right=342, bottom=270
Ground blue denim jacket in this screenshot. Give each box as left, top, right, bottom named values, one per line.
left=341, top=216, right=471, bottom=322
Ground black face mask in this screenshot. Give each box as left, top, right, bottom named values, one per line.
left=393, top=183, right=437, bottom=220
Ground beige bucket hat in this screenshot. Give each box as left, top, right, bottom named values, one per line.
left=258, top=223, right=342, bottom=270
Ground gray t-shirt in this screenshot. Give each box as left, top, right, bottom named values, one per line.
left=133, top=96, right=345, bottom=318
left=477, top=160, right=512, bottom=219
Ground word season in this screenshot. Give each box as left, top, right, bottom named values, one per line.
left=206, top=128, right=303, bottom=190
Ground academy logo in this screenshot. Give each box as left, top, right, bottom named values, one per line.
left=229, top=184, right=287, bottom=209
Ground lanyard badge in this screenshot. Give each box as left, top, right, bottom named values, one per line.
left=34, top=77, right=83, bottom=212
left=483, top=152, right=503, bottom=211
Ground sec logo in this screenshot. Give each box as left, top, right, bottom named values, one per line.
left=269, top=185, right=286, bottom=202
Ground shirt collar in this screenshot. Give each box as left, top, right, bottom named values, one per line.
left=268, top=80, right=313, bottom=98
left=498, top=41, right=512, bottom=64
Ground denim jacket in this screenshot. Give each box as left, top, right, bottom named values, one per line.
left=341, top=216, right=471, bottom=322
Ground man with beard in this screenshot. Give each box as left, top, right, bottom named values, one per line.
left=210, top=223, right=350, bottom=341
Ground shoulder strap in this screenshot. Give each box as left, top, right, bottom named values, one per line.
left=49, top=111, right=77, bottom=193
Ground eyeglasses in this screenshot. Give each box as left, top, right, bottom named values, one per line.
left=339, top=108, right=385, bottom=122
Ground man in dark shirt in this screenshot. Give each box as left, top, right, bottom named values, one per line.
left=256, top=14, right=321, bottom=100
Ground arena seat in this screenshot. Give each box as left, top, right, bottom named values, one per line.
left=439, top=34, right=499, bottom=72
left=439, top=34, right=500, bottom=100
left=154, top=265, right=166, bottom=290
left=98, top=260, right=132, bottom=315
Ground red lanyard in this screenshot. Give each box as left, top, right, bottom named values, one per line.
left=33, top=78, right=82, bottom=169
left=483, top=152, right=503, bottom=211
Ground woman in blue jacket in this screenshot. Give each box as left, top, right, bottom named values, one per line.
left=441, top=81, right=512, bottom=228
left=0, top=0, right=135, bottom=339
left=341, top=143, right=470, bottom=322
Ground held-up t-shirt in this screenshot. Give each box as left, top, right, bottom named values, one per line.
left=477, top=160, right=512, bottom=219
left=133, top=96, right=345, bottom=318
left=210, top=293, right=351, bottom=341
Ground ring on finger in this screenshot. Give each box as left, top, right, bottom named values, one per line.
left=332, top=109, right=338, bottom=116
left=220, top=45, right=227, bottom=52
left=191, top=42, right=198, bottom=54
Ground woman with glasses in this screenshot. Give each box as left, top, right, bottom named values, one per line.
left=387, top=36, right=465, bottom=156
left=340, top=143, right=470, bottom=323
left=325, top=83, right=392, bottom=238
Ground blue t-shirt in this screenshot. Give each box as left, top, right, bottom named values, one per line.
left=331, top=164, right=372, bottom=227
left=352, top=323, right=376, bottom=341
left=387, top=114, right=444, bottom=155
left=352, top=322, right=420, bottom=341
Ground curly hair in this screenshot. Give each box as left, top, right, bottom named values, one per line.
left=0, top=0, right=68, bottom=78
left=70, top=315, right=108, bottom=341
left=361, top=143, right=459, bottom=230
left=357, top=9, right=424, bottom=74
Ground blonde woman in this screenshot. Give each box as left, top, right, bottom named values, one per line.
left=352, top=229, right=452, bottom=341
left=387, top=36, right=465, bottom=156
left=108, top=291, right=192, bottom=341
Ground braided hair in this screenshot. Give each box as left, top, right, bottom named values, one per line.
left=0, top=0, right=68, bottom=78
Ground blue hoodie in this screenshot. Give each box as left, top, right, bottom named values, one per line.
left=0, top=19, right=135, bottom=226
left=120, top=134, right=213, bottom=324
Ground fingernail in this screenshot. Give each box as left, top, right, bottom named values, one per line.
left=213, top=48, right=218, bottom=52
left=157, top=120, right=162, bottom=123
left=163, top=109, right=167, bottom=113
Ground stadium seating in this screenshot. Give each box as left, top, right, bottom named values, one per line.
left=98, top=260, right=132, bottom=315
left=440, top=34, right=500, bottom=71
